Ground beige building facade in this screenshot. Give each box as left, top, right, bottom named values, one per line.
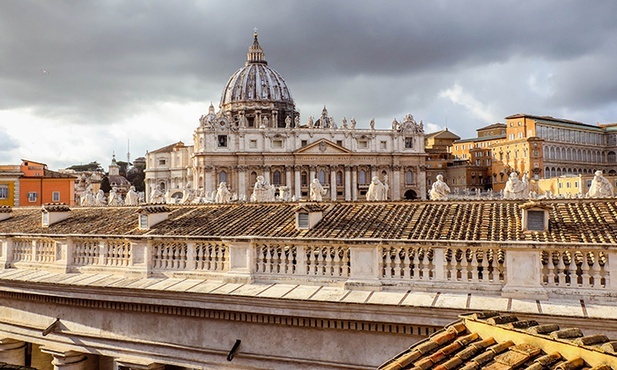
left=145, top=33, right=427, bottom=201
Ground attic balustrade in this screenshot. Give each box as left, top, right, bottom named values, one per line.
left=1, top=235, right=616, bottom=299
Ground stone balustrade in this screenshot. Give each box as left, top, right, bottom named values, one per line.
left=1, top=235, right=616, bottom=299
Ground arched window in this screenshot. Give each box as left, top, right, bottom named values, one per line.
left=336, top=171, right=343, bottom=186
left=405, top=170, right=413, bottom=185
left=219, top=171, right=227, bottom=184
left=159, top=182, right=166, bottom=191
left=318, top=170, right=326, bottom=184
left=359, top=170, right=366, bottom=184
left=250, top=172, right=257, bottom=186
left=273, top=170, right=281, bottom=185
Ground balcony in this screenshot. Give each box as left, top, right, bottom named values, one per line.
left=2, top=235, right=615, bottom=301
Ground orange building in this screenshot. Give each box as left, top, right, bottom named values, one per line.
left=18, top=160, right=77, bottom=206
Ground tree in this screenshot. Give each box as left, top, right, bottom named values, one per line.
left=66, top=161, right=103, bottom=172
left=100, top=176, right=111, bottom=194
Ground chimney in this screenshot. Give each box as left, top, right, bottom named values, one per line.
left=295, top=203, right=324, bottom=230
left=137, top=205, right=170, bottom=230
left=42, top=203, right=71, bottom=227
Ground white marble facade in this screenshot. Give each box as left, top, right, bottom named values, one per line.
left=145, top=33, right=426, bottom=202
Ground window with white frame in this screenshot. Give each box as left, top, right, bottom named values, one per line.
left=52, top=191, right=60, bottom=202
left=0, top=185, right=8, bottom=199
left=28, top=192, right=38, bottom=203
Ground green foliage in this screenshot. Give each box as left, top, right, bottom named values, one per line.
left=66, top=161, right=103, bottom=172
left=100, top=176, right=111, bottom=194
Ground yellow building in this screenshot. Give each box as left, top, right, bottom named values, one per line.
left=0, top=165, right=21, bottom=206
left=537, top=173, right=617, bottom=198
left=491, top=114, right=616, bottom=191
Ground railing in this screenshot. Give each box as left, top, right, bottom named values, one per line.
left=1, top=236, right=616, bottom=299
left=541, top=248, right=609, bottom=289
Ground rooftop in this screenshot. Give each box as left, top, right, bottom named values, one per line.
left=380, top=312, right=617, bottom=370
left=1, top=200, right=617, bottom=244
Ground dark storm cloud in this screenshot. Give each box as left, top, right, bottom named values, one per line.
left=1, top=0, right=617, bottom=136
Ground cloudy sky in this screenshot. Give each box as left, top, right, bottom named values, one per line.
left=2, top=1, right=617, bottom=170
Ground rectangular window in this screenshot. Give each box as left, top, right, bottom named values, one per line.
left=139, top=214, right=148, bottom=229
left=28, top=192, right=38, bottom=203
left=380, top=141, right=387, bottom=150
left=336, top=140, right=343, bottom=147
left=405, top=138, right=413, bottom=149
left=158, top=159, right=166, bottom=166
left=298, top=213, right=309, bottom=229
left=358, top=140, right=368, bottom=149
left=527, top=210, right=545, bottom=231
left=301, top=140, right=308, bottom=147
left=218, top=135, right=228, bottom=147
left=52, top=191, right=60, bottom=202
left=249, top=139, right=257, bottom=149
left=272, top=139, right=283, bottom=149
left=0, top=185, right=8, bottom=199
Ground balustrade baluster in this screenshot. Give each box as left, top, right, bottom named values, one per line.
left=333, top=248, right=341, bottom=277
left=393, top=248, right=402, bottom=279
left=556, top=252, right=566, bottom=286
left=422, top=249, right=431, bottom=280
left=581, top=252, right=591, bottom=288
left=459, top=251, right=468, bottom=281
left=412, top=249, right=420, bottom=280
left=470, top=250, right=479, bottom=282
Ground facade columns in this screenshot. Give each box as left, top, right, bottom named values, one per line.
left=392, top=165, right=401, bottom=200
left=371, top=166, right=378, bottom=180
left=344, top=166, right=351, bottom=201
left=41, top=349, right=90, bottom=370
left=0, top=339, right=26, bottom=366
left=237, top=166, right=246, bottom=201
left=294, top=166, right=301, bottom=200
left=263, top=167, right=270, bottom=184
left=285, top=166, right=292, bottom=188
left=330, top=167, right=337, bottom=201
left=351, top=166, right=358, bottom=201
left=204, top=166, right=215, bottom=198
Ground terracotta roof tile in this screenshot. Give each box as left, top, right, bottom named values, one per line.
left=380, top=314, right=617, bottom=370
left=1, top=199, right=617, bottom=244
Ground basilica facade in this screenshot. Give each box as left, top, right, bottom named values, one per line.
left=145, top=33, right=427, bottom=201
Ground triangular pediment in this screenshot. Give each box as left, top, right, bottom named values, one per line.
left=426, top=129, right=460, bottom=140
left=294, top=138, right=352, bottom=154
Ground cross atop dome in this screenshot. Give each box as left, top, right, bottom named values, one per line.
left=247, top=30, right=267, bottom=65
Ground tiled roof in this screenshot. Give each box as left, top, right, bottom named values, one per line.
left=149, top=141, right=186, bottom=153
left=42, top=169, right=77, bottom=179
left=0, top=199, right=616, bottom=243
left=42, top=203, right=71, bottom=212
left=477, top=123, right=506, bottom=131
left=380, top=312, right=617, bottom=370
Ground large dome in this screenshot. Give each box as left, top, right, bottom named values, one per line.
left=219, top=33, right=297, bottom=128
